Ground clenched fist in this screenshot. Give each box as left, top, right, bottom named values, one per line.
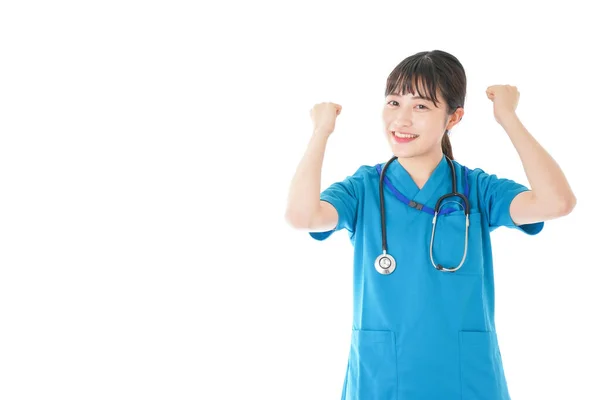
left=310, top=102, right=342, bottom=137
left=486, top=85, right=519, bottom=123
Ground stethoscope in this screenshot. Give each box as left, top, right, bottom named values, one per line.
left=374, top=155, right=471, bottom=275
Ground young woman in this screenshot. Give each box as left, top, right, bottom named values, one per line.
left=285, top=50, right=576, bottom=400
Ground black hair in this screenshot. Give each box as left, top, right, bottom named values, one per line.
left=385, top=50, right=466, bottom=160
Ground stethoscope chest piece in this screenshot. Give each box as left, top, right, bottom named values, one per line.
left=374, top=253, right=396, bottom=274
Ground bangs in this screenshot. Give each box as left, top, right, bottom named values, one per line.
left=386, top=57, right=442, bottom=108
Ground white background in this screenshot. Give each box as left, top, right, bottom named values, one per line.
left=1, top=1, right=598, bottom=399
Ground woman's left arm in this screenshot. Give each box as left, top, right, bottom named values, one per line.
left=486, top=85, right=577, bottom=225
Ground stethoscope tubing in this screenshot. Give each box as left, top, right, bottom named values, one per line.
left=376, top=155, right=470, bottom=274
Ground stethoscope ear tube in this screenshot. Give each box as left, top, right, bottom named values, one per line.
left=378, top=156, right=398, bottom=255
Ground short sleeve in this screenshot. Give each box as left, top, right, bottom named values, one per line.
left=308, top=166, right=366, bottom=241
left=475, top=169, right=544, bottom=235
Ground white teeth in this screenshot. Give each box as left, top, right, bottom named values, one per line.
left=393, top=131, right=417, bottom=138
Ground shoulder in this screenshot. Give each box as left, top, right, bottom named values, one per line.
left=449, top=159, right=502, bottom=187
left=352, top=163, right=379, bottom=176
left=447, top=160, right=519, bottom=210
left=340, top=163, right=381, bottom=183
left=325, top=161, right=389, bottom=196
left=448, top=159, right=484, bottom=176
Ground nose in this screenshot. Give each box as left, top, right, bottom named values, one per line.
left=392, top=108, right=413, bottom=128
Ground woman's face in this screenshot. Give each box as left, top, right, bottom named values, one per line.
left=382, top=88, right=462, bottom=159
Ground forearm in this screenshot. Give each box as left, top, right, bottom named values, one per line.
left=498, top=112, right=576, bottom=209
left=285, top=130, right=330, bottom=226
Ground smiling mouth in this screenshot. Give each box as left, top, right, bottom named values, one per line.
left=391, top=131, right=419, bottom=139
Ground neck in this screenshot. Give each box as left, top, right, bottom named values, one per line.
left=396, top=150, right=444, bottom=189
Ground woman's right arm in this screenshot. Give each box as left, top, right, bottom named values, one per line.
left=284, top=132, right=338, bottom=231
left=284, top=102, right=343, bottom=231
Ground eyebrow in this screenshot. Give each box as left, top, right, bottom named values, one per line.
left=389, top=94, right=433, bottom=102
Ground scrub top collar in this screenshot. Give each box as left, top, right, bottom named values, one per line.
left=382, top=154, right=450, bottom=203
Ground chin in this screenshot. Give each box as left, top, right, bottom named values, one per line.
left=388, top=142, right=419, bottom=159
left=392, top=151, right=419, bottom=159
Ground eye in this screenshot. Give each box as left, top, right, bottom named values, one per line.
left=387, top=100, right=428, bottom=110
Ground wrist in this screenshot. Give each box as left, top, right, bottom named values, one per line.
left=497, top=112, right=519, bottom=126
left=313, top=128, right=332, bottom=138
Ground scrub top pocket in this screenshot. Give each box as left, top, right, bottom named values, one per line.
left=345, top=329, right=397, bottom=400
left=431, top=211, right=484, bottom=276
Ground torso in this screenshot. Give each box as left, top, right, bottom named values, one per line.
left=339, top=157, right=511, bottom=400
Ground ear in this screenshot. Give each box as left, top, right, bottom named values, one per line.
left=446, top=107, right=464, bottom=131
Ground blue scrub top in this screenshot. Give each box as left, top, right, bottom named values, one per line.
left=309, top=156, right=544, bottom=400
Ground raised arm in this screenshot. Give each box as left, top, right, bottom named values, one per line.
left=486, top=85, right=576, bottom=225
left=285, top=102, right=343, bottom=231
